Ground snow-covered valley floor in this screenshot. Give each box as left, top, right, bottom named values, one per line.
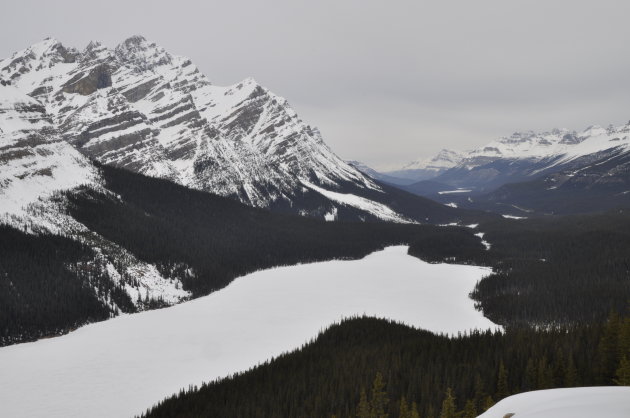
left=479, top=387, right=630, bottom=418
left=0, top=246, right=497, bottom=418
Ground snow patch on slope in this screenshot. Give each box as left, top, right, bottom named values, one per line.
left=302, top=180, right=411, bottom=223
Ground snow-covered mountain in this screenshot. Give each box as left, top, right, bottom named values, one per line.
left=1, top=36, right=418, bottom=221
left=0, top=83, right=97, bottom=223
left=347, top=160, right=417, bottom=185
left=385, top=149, right=464, bottom=182
left=407, top=124, right=630, bottom=189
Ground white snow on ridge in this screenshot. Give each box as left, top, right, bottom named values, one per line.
left=302, top=180, right=411, bottom=223
left=0, top=246, right=496, bottom=418
left=438, top=189, right=472, bottom=195
left=479, top=387, right=630, bottom=418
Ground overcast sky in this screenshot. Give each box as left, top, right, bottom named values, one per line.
left=2, top=0, right=630, bottom=169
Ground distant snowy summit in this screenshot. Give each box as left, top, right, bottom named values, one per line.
left=382, top=121, right=630, bottom=186
left=1, top=36, right=451, bottom=223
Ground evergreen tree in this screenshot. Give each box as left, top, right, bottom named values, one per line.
left=439, top=388, right=456, bottom=418
left=399, top=397, right=411, bottom=418
left=552, top=348, right=565, bottom=386
left=496, top=360, right=509, bottom=399
left=462, top=399, right=477, bottom=418
left=597, top=311, right=621, bottom=383
left=370, top=372, right=389, bottom=418
left=536, top=356, right=553, bottom=389
left=524, top=358, right=537, bottom=391
left=357, top=389, right=370, bottom=418
left=564, top=354, right=579, bottom=387
left=482, top=395, right=495, bottom=412
left=614, top=356, right=630, bottom=386
left=410, top=402, right=420, bottom=418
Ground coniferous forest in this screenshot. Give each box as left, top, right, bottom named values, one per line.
left=140, top=314, right=630, bottom=418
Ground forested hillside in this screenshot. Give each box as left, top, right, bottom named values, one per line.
left=140, top=314, right=630, bottom=418
left=457, top=212, right=630, bottom=326
left=0, top=225, right=133, bottom=346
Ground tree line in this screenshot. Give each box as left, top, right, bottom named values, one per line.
left=139, top=314, right=630, bottom=418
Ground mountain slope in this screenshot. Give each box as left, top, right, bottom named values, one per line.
left=0, top=36, right=448, bottom=222
left=465, top=147, right=630, bottom=215
left=0, top=83, right=97, bottom=225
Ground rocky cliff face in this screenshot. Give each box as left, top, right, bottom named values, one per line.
left=0, top=83, right=97, bottom=223
left=0, top=36, right=384, bottom=216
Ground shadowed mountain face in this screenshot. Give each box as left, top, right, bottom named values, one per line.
left=3, top=36, right=451, bottom=222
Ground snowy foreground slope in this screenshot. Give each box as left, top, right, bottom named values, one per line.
left=0, top=246, right=495, bottom=418
left=479, top=387, right=630, bottom=418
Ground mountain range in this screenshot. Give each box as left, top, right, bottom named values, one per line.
left=356, top=122, right=630, bottom=215
left=0, top=36, right=468, bottom=225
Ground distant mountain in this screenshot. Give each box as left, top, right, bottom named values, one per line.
left=346, top=160, right=416, bottom=185
left=392, top=123, right=630, bottom=215
left=385, top=149, right=464, bottom=182
left=0, top=36, right=461, bottom=223
left=466, top=146, right=630, bottom=215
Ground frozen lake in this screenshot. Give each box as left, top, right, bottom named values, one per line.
left=0, top=246, right=497, bottom=418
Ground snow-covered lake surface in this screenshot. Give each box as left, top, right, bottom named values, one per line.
left=0, top=246, right=497, bottom=418
left=479, top=387, right=630, bottom=418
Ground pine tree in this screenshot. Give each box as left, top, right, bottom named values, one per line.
left=462, top=399, right=477, bottom=418
left=537, top=356, right=554, bottom=389
left=473, top=373, right=485, bottom=412
left=399, top=397, right=411, bottom=418
left=482, top=395, right=495, bottom=412
left=598, top=311, right=621, bottom=383
left=497, top=360, right=509, bottom=399
left=564, top=353, right=579, bottom=387
left=370, top=372, right=388, bottom=418
left=410, top=402, right=420, bottom=418
left=552, top=348, right=565, bottom=386
left=614, top=356, right=630, bottom=386
left=439, top=388, right=456, bottom=418
left=357, top=388, right=370, bottom=418
left=524, top=358, right=537, bottom=391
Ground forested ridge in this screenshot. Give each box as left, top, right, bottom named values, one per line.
left=456, top=212, right=630, bottom=326
left=140, top=314, right=630, bottom=418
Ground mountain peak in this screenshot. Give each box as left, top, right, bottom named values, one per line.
left=120, top=34, right=148, bottom=47
left=114, top=35, right=172, bottom=71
